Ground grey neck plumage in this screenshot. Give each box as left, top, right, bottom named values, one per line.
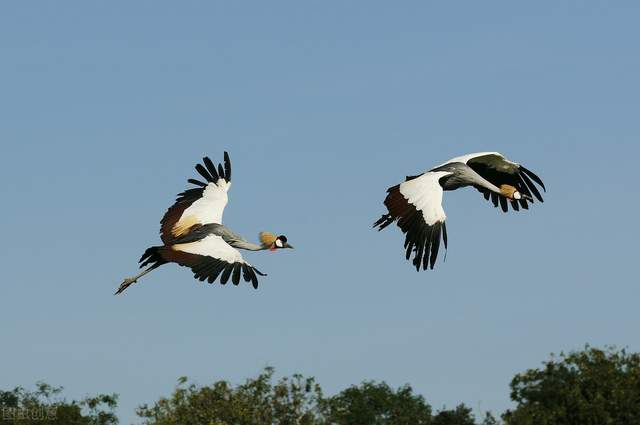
left=433, top=162, right=501, bottom=194
left=229, top=240, right=268, bottom=251
left=172, top=223, right=269, bottom=251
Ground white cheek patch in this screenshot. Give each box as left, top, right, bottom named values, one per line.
left=513, top=191, right=522, bottom=200
left=275, top=239, right=283, bottom=248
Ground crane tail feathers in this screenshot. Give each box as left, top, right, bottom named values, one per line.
left=138, top=246, right=168, bottom=269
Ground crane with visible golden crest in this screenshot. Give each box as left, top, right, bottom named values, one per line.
left=374, top=152, right=545, bottom=271
left=116, top=152, right=293, bottom=295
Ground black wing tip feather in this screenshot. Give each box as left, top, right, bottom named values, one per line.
left=374, top=184, right=447, bottom=271
left=219, top=264, right=234, bottom=285
left=223, top=151, right=231, bottom=182
left=406, top=220, right=446, bottom=272
left=231, top=263, right=242, bottom=285
left=373, top=214, right=395, bottom=230
left=190, top=152, right=232, bottom=186
left=395, top=203, right=446, bottom=271
left=191, top=257, right=264, bottom=289
left=195, top=163, right=213, bottom=183
left=252, top=267, right=267, bottom=277
left=241, top=264, right=258, bottom=289
left=480, top=167, right=545, bottom=212
left=519, top=171, right=544, bottom=203
left=519, top=165, right=546, bottom=191
left=187, top=178, right=207, bottom=187
left=486, top=193, right=536, bottom=212
left=470, top=158, right=545, bottom=211
left=175, top=187, right=206, bottom=203
left=499, top=195, right=508, bottom=213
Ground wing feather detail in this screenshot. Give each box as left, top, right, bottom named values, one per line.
left=162, top=234, right=264, bottom=289
left=160, top=153, right=232, bottom=244
left=465, top=153, right=545, bottom=212
left=373, top=171, right=449, bottom=271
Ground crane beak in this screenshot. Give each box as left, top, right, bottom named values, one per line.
left=284, top=243, right=294, bottom=249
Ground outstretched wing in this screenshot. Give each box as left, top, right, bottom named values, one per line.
left=162, top=234, right=266, bottom=288
left=465, top=153, right=546, bottom=213
left=160, top=152, right=232, bottom=245
left=374, top=171, right=450, bottom=271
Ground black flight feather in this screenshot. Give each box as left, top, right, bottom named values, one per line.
left=193, top=261, right=213, bottom=281
left=430, top=225, right=441, bottom=269
left=241, top=264, right=252, bottom=282
left=499, top=196, right=508, bottom=212
left=442, top=222, right=448, bottom=250
left=520, top=172, right=543, bottom=202
left=188, top=178, right=207, bottom=187
left=208, top=262, right=226, bottom=284
left=220, top=264, right=234, bottom=285
left=516, top=176, right=533, bottom=198
left=195, top=164, right=213, bottom=183
left=248, top=267, right=259, bottom=289
left=491, top=192, right=499, bottom=207
left=203, top=157, right=219, bottom=181
left=519, top=166, right=545, bottom=191
left=231, top=263, right=242, bottom=286
left=224, top=151, right=231, bottom=182
left=253, top=267, right=267, bottom=277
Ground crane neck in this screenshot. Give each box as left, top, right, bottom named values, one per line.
left=232, top=240, right=268, bottom=251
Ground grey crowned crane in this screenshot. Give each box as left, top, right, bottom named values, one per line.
left=373, top=152, right=545, bottom=271
left=116, top=152, right=293, bottom=295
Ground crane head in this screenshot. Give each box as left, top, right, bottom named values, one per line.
left=500, top=184, right=522, bottom=200
left=274, top=235, right=294, bottom=250
left=259, top=232, right=294, bottom=250
left=499, top=184, right=533, bottom=202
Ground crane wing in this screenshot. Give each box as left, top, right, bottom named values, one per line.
left=160, top=153, right=232, bottom=245
left=374, top=171, right=450, bottom=271
left=465, top=153, right=546, bottom=212
left=163, top=234, right=266, bottom=288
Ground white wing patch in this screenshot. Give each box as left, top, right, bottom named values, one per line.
left=436, top=152, right=503, bottom=167
left=399, top=171, right=450, bottom=225
left=173, top=234, right=246, bottom=264
left=177, top=179, right=230, bottom=228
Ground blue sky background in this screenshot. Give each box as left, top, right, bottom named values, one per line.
left=1, top=2, right=639, bottom=423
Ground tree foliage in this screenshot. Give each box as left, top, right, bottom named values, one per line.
left=0, top=382, right=118, bottom=425
left=503, top=346, right=640, bottom=425
left=8, top=346, right=640, bottom=425
left=322, top=381, right=433, bottom=424
left=137, top=371, right=477, bottom=425
left=432, top=404, right=476, bottom=425
left=136, top=367, right=323, bottom=425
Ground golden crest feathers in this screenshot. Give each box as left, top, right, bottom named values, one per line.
left=259, top=232, right=277, bottom=246
left=499, top=184, right=517, bottom=198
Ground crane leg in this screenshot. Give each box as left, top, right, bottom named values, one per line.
left=115, top=266, right=156, bottom=295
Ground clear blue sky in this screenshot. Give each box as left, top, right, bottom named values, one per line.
left=2, top=2, right=639, bottom=423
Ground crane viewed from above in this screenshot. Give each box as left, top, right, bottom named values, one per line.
left=374, top=152, right=546, bottom=271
